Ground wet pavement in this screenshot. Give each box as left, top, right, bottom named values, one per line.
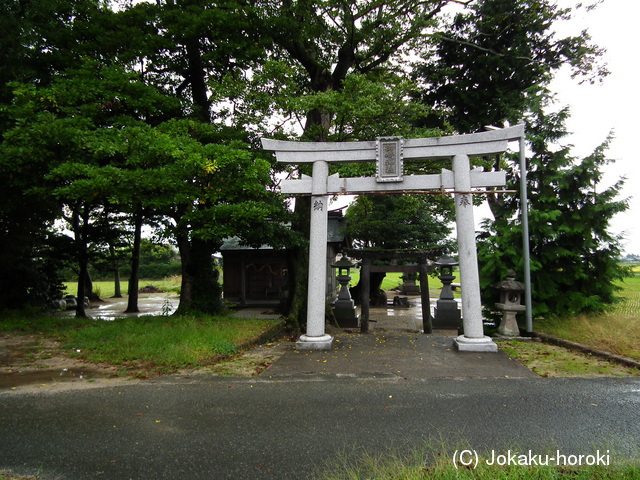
left=0, top=367, right=118, bottom=389
left=2, top=375, right=639, bottom=479
left=263, top=330, right=535, bottom=379
left=3, top=294, right=640, bottom=479
left=366, top=294, right=453, bottom=332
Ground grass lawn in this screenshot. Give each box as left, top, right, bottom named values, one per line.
left=0, top=312, right=283, bottom=377
left=349, top=271, right=448, bottom=292
left=499, top=268, right=640, bottom=375
left=532, top=273, right=640, bottom=362
left=63, top=276, right=182, bottom=298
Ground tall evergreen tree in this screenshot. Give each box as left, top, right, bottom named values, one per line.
left=477, top=104, right=628, bottom=317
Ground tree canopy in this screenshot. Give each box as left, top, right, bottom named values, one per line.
left=0, top=0, right=627, bottom=323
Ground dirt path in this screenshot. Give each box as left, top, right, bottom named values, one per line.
left=0, top=332, right=127, bottom=392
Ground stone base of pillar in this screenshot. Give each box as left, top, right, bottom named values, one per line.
left=453, top=335, right=498, bottom=353
left=295, top=334, right=334, bottom=351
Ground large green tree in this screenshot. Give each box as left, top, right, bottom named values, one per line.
left=0, top=0, right=113, bottom=311
left=1, top=0, right=291, bottom=313
left=477, top=105, right=628, bottom=317
left=414, top=0, right=607, bottom=134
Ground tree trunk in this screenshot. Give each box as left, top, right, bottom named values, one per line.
left=113, top=268, right=122, bottom=298
left=486, top=154, right=506, bottom=221
left=84, top=270, right=101, bottom=303
left=184, top=36, right=211, bottom=123
left=125, top=211, right=143, bottom=313
left=176, top=234, right=224, bottom=315
left=74, top=206, right=89, bottom=318
left=110, top=244, right=122, bottom=298
left=350, top=272, right=387, bottom=306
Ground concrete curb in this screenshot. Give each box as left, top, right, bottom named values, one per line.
left=533, top=331, right=640, bottom=370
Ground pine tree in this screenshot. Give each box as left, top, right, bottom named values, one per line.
left=477, top=103, right=629, bottom=317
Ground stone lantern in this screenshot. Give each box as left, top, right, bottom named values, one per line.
left=492, top=270, right=525, bottom=337
left=433, top=255, right=462, bottom=329
left=331, top=254, right=360, bottom=328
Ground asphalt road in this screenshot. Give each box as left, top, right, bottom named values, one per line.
left=2, top=374, right=639, bottom=479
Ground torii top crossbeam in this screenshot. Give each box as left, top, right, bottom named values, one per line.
left=262, top=125, right=524, bottom=163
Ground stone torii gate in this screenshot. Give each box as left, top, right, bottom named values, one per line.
left=262, top=125, right=525, bottom=353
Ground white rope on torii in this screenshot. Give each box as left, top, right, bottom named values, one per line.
left=262, top=124, right=531, bottom=352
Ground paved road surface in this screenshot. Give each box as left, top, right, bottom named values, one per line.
left=2, top=332, right=639, bottom=479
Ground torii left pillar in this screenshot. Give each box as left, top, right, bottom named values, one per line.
left=299, top=160, right=334, bottom=350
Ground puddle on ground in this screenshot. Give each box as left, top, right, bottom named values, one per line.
left=59, top=294, right=179, bottom=320
left=0, top=368, right=117, bottom=389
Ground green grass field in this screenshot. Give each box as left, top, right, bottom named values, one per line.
left=534, top=272, right=640, bottom=361
left=63, top=276, right=182, bottom=298
left=349, top=271, right=447, bottom=292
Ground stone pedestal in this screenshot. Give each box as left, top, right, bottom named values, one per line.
left=400, top=278, right=421, bottom=295
left=333, top=275, right=359, bottom=328
left=454, top=335, right=499, bottom=352
left=434, top=300, right=461, bottom=329
left=296, top=334, right=334, bottom=351
left=496, top=303, right=525, bottom=337
left=433, top=256, right=462, bottom=330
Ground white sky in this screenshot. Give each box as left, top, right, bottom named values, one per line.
left=549, top=0, right=639, bottom=254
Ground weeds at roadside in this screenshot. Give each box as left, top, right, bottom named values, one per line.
left=532, top=275, right=640, bottom=362
left=312, top=440, right=640, bottom=480
left=499, top=340, right=640, bottom=377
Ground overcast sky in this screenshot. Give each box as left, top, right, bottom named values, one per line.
left=550, top=0, right=639, bottom=255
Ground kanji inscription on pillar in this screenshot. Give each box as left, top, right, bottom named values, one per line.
left=459, top=194, right=471, bottom=207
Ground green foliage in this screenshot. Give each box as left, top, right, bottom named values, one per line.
left=345, top=194, right=455, bottom=253
left=478, top=106, right=629, bottom=317
left=1, top=58, right=291, bottom=313
left=415, top=0, right=607, bottom=133
left=288, top=73, right=433, bottom=141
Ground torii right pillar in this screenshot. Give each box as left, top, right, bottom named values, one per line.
left=452, top=154, right=498, bottom=352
